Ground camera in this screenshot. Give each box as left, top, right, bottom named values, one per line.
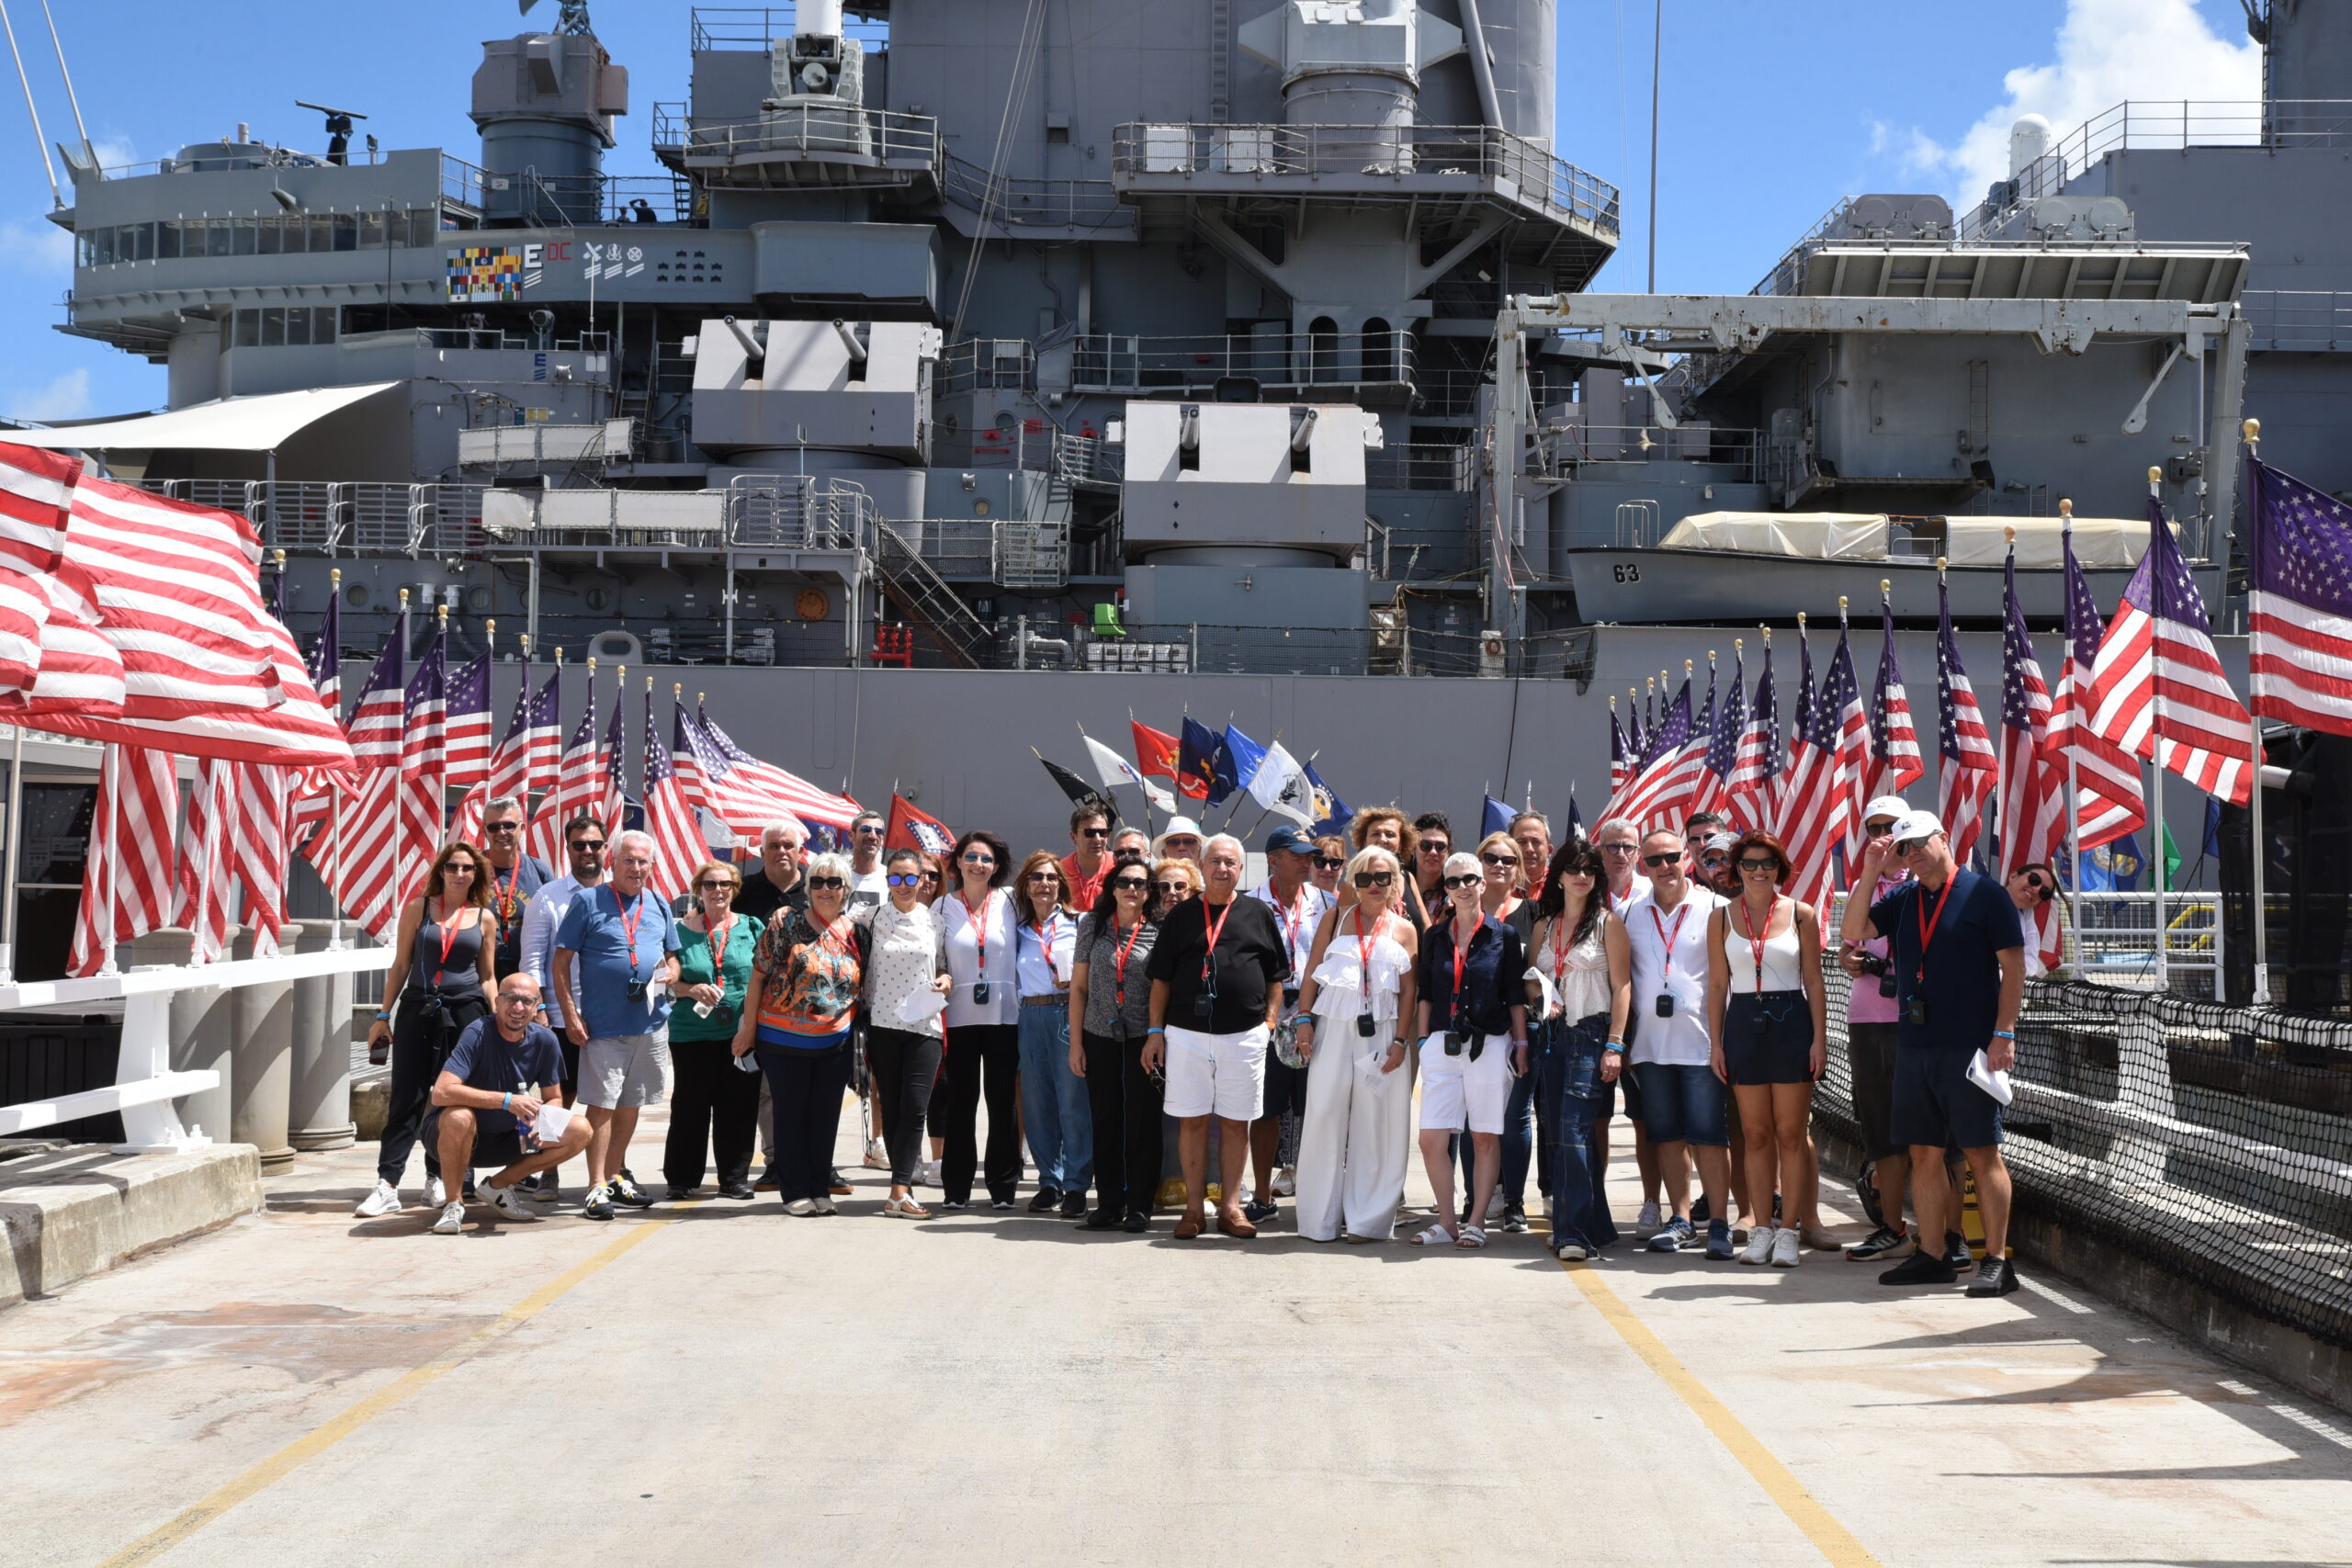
left=1283, top=986, right=1300, bottom=1010
left=1851, top=950, right=1889, bottom=977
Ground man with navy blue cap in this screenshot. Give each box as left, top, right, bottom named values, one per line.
left=1245, top=823, right=1335, bottom=1223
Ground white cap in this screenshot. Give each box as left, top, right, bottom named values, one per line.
left=1153, top=816, right=1204, bottom=853
left=1862, top=795, right=1911, bottom=828
left=1888, top=809, right=1944, bottom=844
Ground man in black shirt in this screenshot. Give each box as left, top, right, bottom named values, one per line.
left=1144, top=833, right=1289, bottom=1240
left=480, top=797, right=550, bottom=979
left=1841, top=810, right=2027, bottom=1297
left=733, top=820, right=810, bottom=922
left=424, top=975, right=594, bottom=1234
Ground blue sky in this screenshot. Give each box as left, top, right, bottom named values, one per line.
left=0, top=0, right=2258, bottom=421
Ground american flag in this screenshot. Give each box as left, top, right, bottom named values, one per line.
left=1610, top=674, right=1698, bottom=831
left=10, top=563, right=124, bottom=716
left=670, top=698, right=710, bottom=816
left=486, top=648, right=540, bottom=806
left=401, top=624, right=450, bottom=887
left=1781, top=615, right=1866, bottom=907
left=309, top=615, right=406, bottom=937
left=68, top=745, right=179, bottom=977
left=1708, top=649, right=1748, bottom=828
left=177, top=760, right=240, bottom=964
left=1862, top=584, right=1924, bottom=804
left=642, top=692, right=707, bottom=897
left=345, top=610, right=407, bottom=768
left=697, top=703, right=861, bottom=829
left=1996, top=544, right=2067, bottom=972
left=2142, top=497, right=2252, bottom=804
left=1690, top=660, right=1734, bottom=823
left=525, top=663, right=562, bottom=791
left=599, top=682, right=629, bottom=835
left=0, top=443, right=72, bottom=694
left=1729, top=637, right=1781, bottom=828
left=532, top=695, right=605, bottom=868
left=287, top=589, right=343, bottom=850
left=2245, top=453, right=2352, bottom=739
left=2042, top=523, right=2143, bottom=847
left=1776, top=621, right=1818, bottom=828
left=1609, top=700, right=1631, bottom=800
left=444, top=650, right=492, bottom=795
left=1935, top=577, right=1998, bottom=868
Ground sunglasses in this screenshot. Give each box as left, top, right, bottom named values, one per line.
left=1314, top=856, right=1345, bottom=870
left=854, top=824, right=885, bottom=835
left=1642, top=852, right=1682, bottom=869
left=496, top=992, right=537, bottom=1006
left=1481, top=852, right=1519, bottom=866
left=444, top=863, right=478, bottom=875
left=1893, top=838, right=1928, bottom=858
left=1600, top=842, right=1638, bottom=854
left=1419, top=843, right=1451, bottom=856
left=1736, top=858, right=1778, bottom=874
left=1443, top=874, right=1482, bottom=889
left=570, top=839, right=605, bottom=852
left=697, top=879, right=738, bottom=892
left=961, top=852, right=996, bottom=865
left=1079, top=827, right=1110, bottom=840
left=2025, top=876, right=2050, bottom=893
left=1865, top=822, right=1898, bottom=837
left=1026, top=871, right=1062, bottom=884
left=922, top=871, right=941, bottom=882
left=886, top=873, right=924, bottom=887
left=1111, top=876, right=1149, bottom=892
left=1563, top=867, right=1597, bottom=878
left=1352, top=870, right=1396, bottom=888
left=484, top=821, right=520, bottom=832
left=808, top=875, right=847, bottom=890
left=1154, top=880, right=1190, bottom=896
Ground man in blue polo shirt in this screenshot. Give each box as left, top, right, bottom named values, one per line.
left=553, top=829, right=683, bottom=1222
left=1840, top=809, right=2026, bottom=1296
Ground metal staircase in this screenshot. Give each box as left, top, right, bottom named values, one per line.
left=871, top=522, right=994, bottom=669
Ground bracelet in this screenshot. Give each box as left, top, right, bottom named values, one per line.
left=501, top=1092, right=512, bottom=1111
left=374, top=1010, right=390, bottom=1021
left=1146, top=1026, right=1165, bottom=1036
left=1991, top=1030, right=2016, bottom=1041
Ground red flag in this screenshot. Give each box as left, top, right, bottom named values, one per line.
left=1131, top=720, right=1181, bottom=783
left=885, top=792, right=955, bottom=856
left=643, top=694, right=707, bottom=897
left=0, top=443, right=72, bottom=694
left=1996, top=547, right=2066, bottom=973
left=69, top=745, right=178, bottom=977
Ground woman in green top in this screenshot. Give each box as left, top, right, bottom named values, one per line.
left=660, top=858, right=765, bottom=1201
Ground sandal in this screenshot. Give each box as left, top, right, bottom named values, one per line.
left=1408, top=1224, right=1456, bottom=1247
left=1455, top=1224, right=1487, bottom=1249
left=882, top=1196, right=930, bottom=1219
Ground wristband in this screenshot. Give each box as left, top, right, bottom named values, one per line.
left=501, top=1092, right=512, bottom=1111
left=1146, top=1026, right=1165, bottom=1036
left=1991, top=1030, right=2016, bottom=1041
left=374, top=1010, right=391, bottom=1021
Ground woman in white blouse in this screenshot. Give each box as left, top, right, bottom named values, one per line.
left=1012, top=849, right=1085, bottom=1216
left=936, top=829, right=1023, bottom=1209
left=1527, top=839, right=1633, bottom=1260
left=1289, top=845, right=1420, bottom=1243
left=860, top=848, right=953, bottom=1217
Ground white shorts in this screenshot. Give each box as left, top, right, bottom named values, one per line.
left=1162, top=1023, right=1269, bottom=1122
left=578, top=1030, right=673, bottom=1110
left=1418, top=1032, right=1514, bottom=1134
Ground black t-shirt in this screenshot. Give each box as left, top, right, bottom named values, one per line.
left=1868, top=868, right=2024, bottom=1052
left=734, top=869, right=810, bottom=924
left=443, top=1016, right=567, bottom=1134
left=1145, top=893, right=1291, bottom=1035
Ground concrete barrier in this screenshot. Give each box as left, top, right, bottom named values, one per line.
left=0, top=1143, right=261, bottom=1307
left=229, top=925, right=301, bottom=1171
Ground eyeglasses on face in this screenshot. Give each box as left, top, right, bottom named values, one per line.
left=697, top=879, right=738, bottom=892
left=1442, top=874, right=1482, bottom=889
left=570, top=839, right=605, bottom=853
left=854, top=823, right=885, bottom=835
left=444, top=863, right=478, bottom=876
left=484, top=820, right=521, bottom=833
left=1352, top=870, right=1395, bottom=888
left=1419, top=842, right=1450, bottom=857
left=1025, top=871, right=1062, bottom=885
left=1736, top=858, right=1778, bottom=874
left=922, top=870, right=941, bottom=882
left=1079, top=827, right=1110, bottom=840
left=1481, top=852, right=1519, bottom=867
left=1314, top=855, right=1344, bottom=870
left=1864, top=821, right=1898, bottom=837
left=961, top=851, right=995, bottom=865
left=2024, top=875, right=2050, bottom=893
left=808, top=875, right=847, bottom=890
left=1563, top=867, right=1598, bottom=879
left=1642, top=852, right=1682, bottom=869
left=1600, top=841, right=1638, bottom=855
left=496, top=991, right=537, bottom=1007
left=1110, top=876, right=1149, bottom=892
left=1153, top=880, right=1190, bottom=896
left=1893, top=838, right=1928, bottom=858
left=886, top=873, right=925, bottom=887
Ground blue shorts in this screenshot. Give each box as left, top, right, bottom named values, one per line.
left=422, top=1111, right=528, bottom=1169
left=1634, top=1060, right=1727, bottom=1147
left=1722, top=990, right=1816, bottom=1086
left=1891, top=1045, right=2004, bottom=1150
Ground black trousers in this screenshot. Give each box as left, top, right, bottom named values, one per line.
left=377, top=991, right=485, bottom=1187
left=937, top=1022, right=1021, bottom=1205
left=757, top=1043, right=850, bottom=1203
left=1081, top=1028, right=1164, bottom=1216
left=663, top=1036, right=762, bottom=1191
left=867, top=1025, right=942, bottom=1186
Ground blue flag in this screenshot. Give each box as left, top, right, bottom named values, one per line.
left=1482, top=795, right=1516, bottom=838
left=1305, top=760, right=1351, bottom=838
left=1215, top=723, right=1265, bottom=807
left=1176, top=716, right=1220, bottom=803
left=1566, top=795, right=1584, bottom=840
left=2082, top=832, right=2144, bottom=893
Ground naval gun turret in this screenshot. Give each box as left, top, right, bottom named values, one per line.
left=469, top=24, right=628, bottom=226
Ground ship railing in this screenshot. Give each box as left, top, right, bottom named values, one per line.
left=1050, top=432, right=1119, bottom=489
left=489, top=172, right=698, bottom=226
left=441, top=153, right=490, bottom=211
left=1533, top=423, right=1763, bottom=480
left=1365, top=444, right=1473, bottom=491
left=724, top=474, right=877, bottom=549
left=2240, top=289, right=2352, bottom=352
left=992, top=521, right=1069, bottom=589
left=655, top=102, right=940, bottom=173
left=689, top=6, right=891, bottom=51
left=1069, top=329, right=1417, bottom=395
left=1110, top=121, right=1620, bottom=237
left=938, top=154, right=1131, bottom=231
left=938, top=337, right=1037, bottom=393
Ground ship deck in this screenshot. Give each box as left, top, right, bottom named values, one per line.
left=6, top=1100, right=2347, bottom=1568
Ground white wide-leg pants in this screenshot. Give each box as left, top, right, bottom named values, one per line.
left=1293, top=1018, right=1411, bottom=1241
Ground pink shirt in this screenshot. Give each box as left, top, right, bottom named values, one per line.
left=1845, top=873, right=1910, bottom=1024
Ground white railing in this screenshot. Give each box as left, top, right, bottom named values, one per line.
left=0, top=946, right=390, bottom=1151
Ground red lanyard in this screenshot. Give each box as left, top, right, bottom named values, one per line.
left=1914, top=874, right=1959, bottom=985
left=1112, top=915, right=1146, bottom=1009
left=1199, top=896, right=1238, bottom=985
left=1449, top=918, right=1476, bottom=1015
left=1028, top=913, right=1058, bottom=970
left=1271, top=887, right=1306, bottom=958
left=1547, top=916, right=1577, bottom=987
left=1355, top=910, right=1385, bottom=987
left=707, top=913, right=735, bottom=975
left=492, top=863, right=524, bottom=926
left=1649, top=900, right=1692, bottom=980
left=1736, top=896, right=1778, bottom=995
left=614, top=886, right=646, bottom=980
left=959, top=890, right=994, bottom=976
left=430, top=901, right=461, bottom=987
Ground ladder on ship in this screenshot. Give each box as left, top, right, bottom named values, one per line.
left=871, top=521, right=993, bottom=669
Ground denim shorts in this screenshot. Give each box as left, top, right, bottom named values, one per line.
left=1633, top=1060, right=1727, bottom=1147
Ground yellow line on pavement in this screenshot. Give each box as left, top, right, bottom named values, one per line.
left=97, top=1218, right=675, bottom=1568
left=1559, top=1259, right=1883, bottom=1568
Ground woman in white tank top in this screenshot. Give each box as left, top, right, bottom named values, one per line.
left=1524, top=838, right=1633, bottom=1261
left=1702, top=829, right=1829, bottom=1269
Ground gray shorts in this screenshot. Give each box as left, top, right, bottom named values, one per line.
left=579, top=1030, right=672, bottom=1110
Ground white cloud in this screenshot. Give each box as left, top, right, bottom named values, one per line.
left=0, top=219, right=73, bottom=271
left=6, top=369, right=93, bottom=423
left=1903, top=0, right=2260, bottom=205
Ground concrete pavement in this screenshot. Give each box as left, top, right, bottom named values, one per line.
left=3, top=1100, right=2347, bottom=1568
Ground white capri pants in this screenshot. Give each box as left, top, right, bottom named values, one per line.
left=1418, top=1031, right=1513, bottom=1134
left=1162, top=1023, right=1269, bottom=1122
left=1294, top=1017, right=1411, bottom=1242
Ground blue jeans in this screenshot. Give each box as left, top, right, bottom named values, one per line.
left=1017, top=1001, right=1091, bottom=1193
left=1543, top=1013, right=1622, bottom=1251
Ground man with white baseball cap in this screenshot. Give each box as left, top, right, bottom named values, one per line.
left=1838, top=795, right=1940, bottom=1264
left=1839, top=808, right=2027, bottom=1296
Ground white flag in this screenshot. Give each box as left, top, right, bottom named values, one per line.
left=1084, top=733, right=1176, bottom=812
left=1248, top=739, right=1314, bottom=824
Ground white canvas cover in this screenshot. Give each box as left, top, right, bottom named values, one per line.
left=1940, top=514, right=2155, bottom=569
left=1658, top=511, right=1890, bottom=559
left=5, top=382, right=401, bottom=452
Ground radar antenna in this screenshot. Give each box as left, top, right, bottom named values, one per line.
left=293, top=99, right=368, bottom=165
left=518, top=0, right=594, bottom=36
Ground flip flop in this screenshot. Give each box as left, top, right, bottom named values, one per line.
left=1408, top=1224, right=1455, bottom=1247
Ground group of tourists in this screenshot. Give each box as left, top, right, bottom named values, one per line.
left=348, top=788, right=2032, bottom=1297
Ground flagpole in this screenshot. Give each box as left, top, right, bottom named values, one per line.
left=2147, top=467, right=2169, bottom=992
left=0, top=720, right=21, bottom=985
left=96, top=742, right=120, bottom=978
left=1219, top=726, right=1278, bottom=833
left=2056, top=513, right=2086, bottom=976
left=2243, top=419, right=2272, bottom=1006
left=1235, top=746, right=1317, bottom=843
left=327, top=574, right=345, bottom=949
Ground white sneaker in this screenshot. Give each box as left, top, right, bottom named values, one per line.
left=1555, top=1240, right=1589, bottom=1261
left=1740, top=1225, right=1778, bottom=1266
left=785, top=1198, right=819, bottom=1216
left=431, top=1200, right=466, bottom=1235
left=1272, top=1166, right=1297, bottom=1198
left=354, top=1179, right=401, bottom=1218
left=484, top=1179, right=539, bottom=1222
left=1486, top=1190, right=1508, bottom=1223
left=863, top=1138, right=888, bottom=1169
left=426, top=1176, right=447, bottom=1207
left=916, top=1159, right=942, bottom=1187
left=1770, top=1227, right=1802, bottom=1268
left=813, top=1195, right=839, bottom=1215
left=1636, top=1202, right=1661, bottom=1233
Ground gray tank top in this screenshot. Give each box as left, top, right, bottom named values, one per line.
left=410, top=905, right=487, bottom=995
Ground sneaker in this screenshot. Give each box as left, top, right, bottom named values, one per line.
left=939, top=1198, right=970, bottom=1211
left=1703, top=1220, right=1734, bottom=1260
left=1645, top=1217, right=1694, bottom=1253
left=717, top=1182, right=756, bottom=1201
left=519, top=1179, right=560, bottom=1207
left=667, top=1185, right=696, bottom=1202
left=1944, top=1230, right=1975, bottom=1273
left=1555, top=1240, right=1589, bottom=1261
left=1847, top=1225, right=1910, bottom=1261
left=1965, top=1256, right=2019, bottom=1297
left=354, top=1179, right=402, bottom=1218
left=916, top=1159, right=942, bottom=1187
left=1240, top=1198, right=1277, bottom=1224
left=753, top=1168, right=779, bottom=1192
left=1770, top=1227, right=1800, bottom=1268
left=989, top=1197, right=1018, bottom=1211
left=1486, top=1190, right=1509, bottom=1224
left=532, top=1176, right=560, bottom=1205
left=1272, top=1166, right=1296, bottom=1197
left=1028, top=1189, right=1063, bottom=1213
left=609, top=1173, right=656, bottom=1209
left=426, top=1176, right=447, bottom=1208
left=1740, top=1226, right=1777, bottom=1266
left=431, top=1200, right=466, bottom=1235
left=1059, top=1190, right=1089, bottom=1219
left=1690, top=1195, right=1713, bottom=1225
left=583, top=1184, right=615, bottom=1222
left=1501, top=1204, right=1530, bottom=1235
left=1636, top=1201, right=1662, bottom=1233
left=1879, top=1249, right=1959, bottom=1287
left=485, top=1179, right=539, bottom=1223
left=812, top=1196, right=838, bottom=1215
left=786, top=1198, right=819, bottom=1216
left=863, top=1137, right=888, bottom=1169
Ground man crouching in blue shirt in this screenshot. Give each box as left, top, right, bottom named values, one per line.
left=424, top=975, right=594, bottom=1235
left=1838, top=810, right=2026, bottom=1298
